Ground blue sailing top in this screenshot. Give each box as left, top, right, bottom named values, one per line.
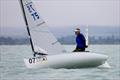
left=76, top=33, right=86, bottom=49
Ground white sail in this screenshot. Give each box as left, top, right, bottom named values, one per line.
left=20, top=0, right=65, bottom=55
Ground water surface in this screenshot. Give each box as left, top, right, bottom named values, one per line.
left=0, top=45, right=120, bottom=80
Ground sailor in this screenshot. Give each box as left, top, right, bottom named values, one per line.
left=73, top=28, right=88, bottom=52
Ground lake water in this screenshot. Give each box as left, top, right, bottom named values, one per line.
left=0, top=45, right=120, bottom=80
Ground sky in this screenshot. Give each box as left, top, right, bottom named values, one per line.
left=0, top=0, right=120, bottom=28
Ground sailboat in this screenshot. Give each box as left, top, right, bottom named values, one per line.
left=19, top=0, right=109, bottom=69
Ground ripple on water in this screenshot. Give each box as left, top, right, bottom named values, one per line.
left=0, top=45, right=120, bottom=80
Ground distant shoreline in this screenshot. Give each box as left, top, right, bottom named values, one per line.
left=0, top=43, right=120, bottom=45
left=0, top=43, right=120, bottom=46
left=0, top=36, right=120, bottom=45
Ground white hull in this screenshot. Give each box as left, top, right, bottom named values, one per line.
left=24, top=52, right=108, bottom=69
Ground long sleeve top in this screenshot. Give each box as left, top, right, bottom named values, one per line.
left=76, top=33, right=86, bottom=49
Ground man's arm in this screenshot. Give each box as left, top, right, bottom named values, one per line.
left=81, top=34, right=88, bottom=48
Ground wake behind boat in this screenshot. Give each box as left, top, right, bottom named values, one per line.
left=19, top=0, right=109, bottom=69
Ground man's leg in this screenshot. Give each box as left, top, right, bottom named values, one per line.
left=73, top=47, right=85, bottom=52
left=80, top=48, right=85, bottom=51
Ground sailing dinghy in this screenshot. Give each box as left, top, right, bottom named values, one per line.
left=19, top=0, right=109, bottom=69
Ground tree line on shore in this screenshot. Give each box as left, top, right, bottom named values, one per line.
left=0, top=35, right=120, bottom=45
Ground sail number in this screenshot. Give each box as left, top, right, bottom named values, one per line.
left=26, top=4, right=39, bottom=21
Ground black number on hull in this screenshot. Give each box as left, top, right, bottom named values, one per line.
left=29, top=58, right=32, bottom=64
left=29, top=58, right=35, bottom=64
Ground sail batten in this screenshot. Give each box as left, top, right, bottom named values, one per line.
left=19, top=0, right=65, bottom=55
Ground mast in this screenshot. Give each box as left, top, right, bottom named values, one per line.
left=85, top=25, right=89, bottom=46
left=19, top=0, right=35, bottom=53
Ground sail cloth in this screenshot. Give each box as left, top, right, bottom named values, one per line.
left=20, top=0, right=65, bottom=55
